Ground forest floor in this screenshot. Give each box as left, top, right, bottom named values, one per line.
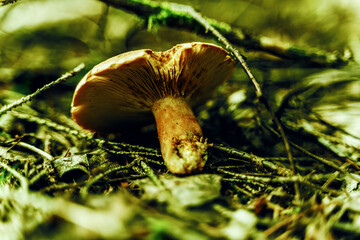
left=1, top=0, right=360, bottom=239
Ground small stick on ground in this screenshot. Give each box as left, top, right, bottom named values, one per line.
left=100, top=0, right=349, bottom=67
left=0, top=63, right=85, bottom=117
left=10, top=111, right=161, bottom=157
left=139, top=158, right=166, bottom=190
left=81, top=164, right=134, bottom=199
left=211, top=144, right=292, bottom=176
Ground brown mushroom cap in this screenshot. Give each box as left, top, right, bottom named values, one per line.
left=71, top=42, right=235, bottom=132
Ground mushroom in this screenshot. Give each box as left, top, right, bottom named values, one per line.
left=71, top=42, right=235, bottom=174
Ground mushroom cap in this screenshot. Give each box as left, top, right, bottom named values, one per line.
left=71, top=42, right=235, bottom=132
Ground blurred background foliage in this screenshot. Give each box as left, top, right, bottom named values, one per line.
left=1, top=0, right=360, bottom=134
left=1, top=0, right=359, bottom=86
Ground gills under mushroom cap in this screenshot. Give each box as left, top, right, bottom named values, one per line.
left=71, top=42, right=235, bottom=132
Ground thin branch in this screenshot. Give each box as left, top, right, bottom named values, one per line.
left=99, top=0, right=349, bottom=67
left=15, top=142, right=54, bottom=162
left=211, top=144, right=292, bottom=176
left=221, top=171, right=340, bottom=196
left=139, top=158, right=166, bottom=189
left=10, top=111, right=161, bottom=156
left=29, top=168, right=49, bottom=186
left=287, top=120, right=360, bottom=165
left=262, top=121, right=360, bottom=185
left=81, top=164, right=134, bottom=199
left=102, top=148, right=161, bottom=158
left=0, top=63, right=85, bottom=117
left=9, top=111, right=90, bottom=139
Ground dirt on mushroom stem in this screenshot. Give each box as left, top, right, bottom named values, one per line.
left=152, top=96, right=207, bottom=174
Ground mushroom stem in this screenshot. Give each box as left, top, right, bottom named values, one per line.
left=152, top=96, right=207, bottom=174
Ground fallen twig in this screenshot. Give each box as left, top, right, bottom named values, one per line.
left=0, top=63, right=85, bottom=117
left=211, top=144, right=292, bottom=176
left=81, top=164, right=134, bottom=199
left=9, top=110, right=161, bottom=157
left=100, top=0, right=349, bottom=67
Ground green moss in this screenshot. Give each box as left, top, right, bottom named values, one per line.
left=206, top=17, right=232, bottom=33
left=131, top=0, right=232, bottom=35
left=0, top=162, right=21, bottom=183
left=287, top=46, right=308, bottom=58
